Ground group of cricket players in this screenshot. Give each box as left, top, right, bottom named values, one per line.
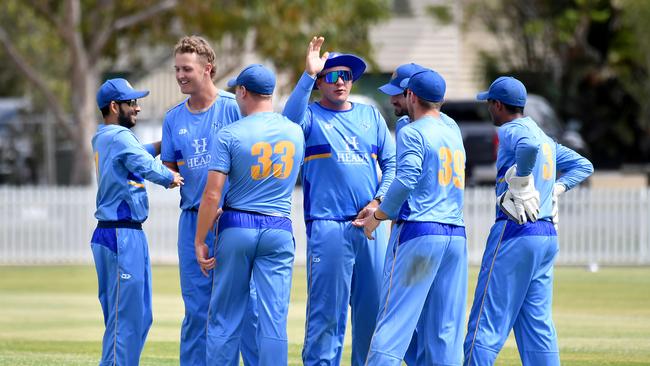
left=90, top=34, right=594, bottom=366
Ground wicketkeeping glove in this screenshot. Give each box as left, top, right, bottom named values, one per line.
left=497, top=165, right=540, bottom=225
left=551, top=182, right=566, bottom=231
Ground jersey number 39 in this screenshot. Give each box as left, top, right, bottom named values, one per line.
left=438, top=147, right=465, bottom=189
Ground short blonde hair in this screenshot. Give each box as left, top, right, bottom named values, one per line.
left=174, top=35, right=217, bottom=78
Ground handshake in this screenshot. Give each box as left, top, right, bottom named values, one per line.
left=498, top=165, right=565, bottom=228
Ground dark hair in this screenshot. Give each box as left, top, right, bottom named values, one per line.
left=503, top=103, right=524, bottom=114
left=100, top=105, right=111, bottom=117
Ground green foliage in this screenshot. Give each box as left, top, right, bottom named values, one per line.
left=0, top=1, right=68, bottom=104
left=0, top=0, right=390, bottom=102
left=427, top=5, right=455, bottom=25
left=0, top=0, right=389, bottom=184
left=457, top=0, right=650, bottom=166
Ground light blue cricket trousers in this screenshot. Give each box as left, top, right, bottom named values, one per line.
left=206, top=209, right=295, bottom=366
left=302, top=219, right=389, bottom=366
left=177, top=210, right=258, bottom=366
left=366, top=222, right=468, bottom=366
left=91, top=223, right=152, bottom=366
left=464, top=220, right=560, bottom=366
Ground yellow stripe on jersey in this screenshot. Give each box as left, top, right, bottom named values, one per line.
left=128, top=181, right=145, bottom=188
left=304, top=153, right=332, bottom=162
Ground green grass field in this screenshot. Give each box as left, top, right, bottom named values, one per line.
left=1, top=265, right=649, bottom=365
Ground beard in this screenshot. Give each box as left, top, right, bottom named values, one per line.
left=394, top=107, right=407, bottom=117
left=118, top=109, right=135, bottom=129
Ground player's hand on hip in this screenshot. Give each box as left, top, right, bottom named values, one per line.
left=499, top=165, right=540, bottom=224
left=169, top=171, right=184, bottom=188
left=305, top=36, right=329, bottom=77
left=551, top=182, right=566, bottom=231
left=194, top=242, right=215, bottom=277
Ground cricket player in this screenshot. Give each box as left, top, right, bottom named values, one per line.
left=283, top=37, right=396, bottom=366
left=463, top=76, right=594, bottom=366
left=355, top=69, right=468, bottom=366
left=161, top=35, right=257, bottom=366
left=194, top=64, right=304, bottom=366
left=379, top=62, right=425, bottom=135
left=377, top=62, right=425, bottom=365
left=91, top=78, right=183, bottom=366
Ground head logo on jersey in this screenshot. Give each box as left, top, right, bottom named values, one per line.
left=192, top=138, right=208, bottom=154
left=185, top=138, right=211, bottom=169
left=344, top=136, right=360, bottom=151
left=337, top=135, right=367, bottom=164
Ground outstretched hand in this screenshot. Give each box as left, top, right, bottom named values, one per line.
left=306, top=36, right=329, bottom=77
left=169, top=171, right=184, bottom=189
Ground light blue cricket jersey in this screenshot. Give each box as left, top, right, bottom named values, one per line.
left=210, top=112, right=305, bottom=217
left=395, top=115, right=410, bottom=134
left=380, top=115, right=465, bottom=226
left=92, top=124, right=173, bottom=222
left=395, top=112, right=454, bottom=133
left=494, top=116, right=593, bottom=221
left=283, top=73, right=396, bottom=221
left=161, top=91, right=241, bottom=210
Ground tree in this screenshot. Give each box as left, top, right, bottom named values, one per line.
left=444, top=0, right=650, bottom=166
left=0, top=0, right=389, bottom=185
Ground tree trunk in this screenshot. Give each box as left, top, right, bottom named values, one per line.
left=70, top=70, right=99, bottom=185
left=69, top=43, right=98, bottom=185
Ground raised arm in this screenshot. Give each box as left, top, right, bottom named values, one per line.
left=282, top=37, right=329, bottom=130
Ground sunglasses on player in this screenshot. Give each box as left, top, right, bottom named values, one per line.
left=318, top=70, right=353, bottom=84
left=115, top=99, right=138, bottom=107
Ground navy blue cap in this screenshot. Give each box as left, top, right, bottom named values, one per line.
left=314, top=52, right=366, bottom=90
left=96, top=78, right=149, bottom=109
left=378, top=63, right=425, bottom=96
left=476, top=76, right=527, bottom=107
left=227, top=64, right=276, bottom=95
left=400, top=69, right=446, bottom=103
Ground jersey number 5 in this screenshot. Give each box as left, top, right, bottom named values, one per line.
left=438, top=147, right=465, bottom=189
left=251, top=141, right=296, bottom=180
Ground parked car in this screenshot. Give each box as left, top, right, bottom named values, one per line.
left=441, top=94, right=588, bottom=185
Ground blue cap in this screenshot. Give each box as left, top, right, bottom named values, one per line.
left=227, top=64, right=276, bottom=95
left=378, top=63, right=425, bottom=96
left=96, top=78, right=149, bottom=109
left=476, top=76, right=527, bottom=107
left=314, top=52, right=366, bottom=90
left=400, top=69, right=446, bottom=103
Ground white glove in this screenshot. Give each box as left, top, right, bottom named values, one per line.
left=497, top=165, right=540, bottom=225
left=551, top=183, right=567, bottom=231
